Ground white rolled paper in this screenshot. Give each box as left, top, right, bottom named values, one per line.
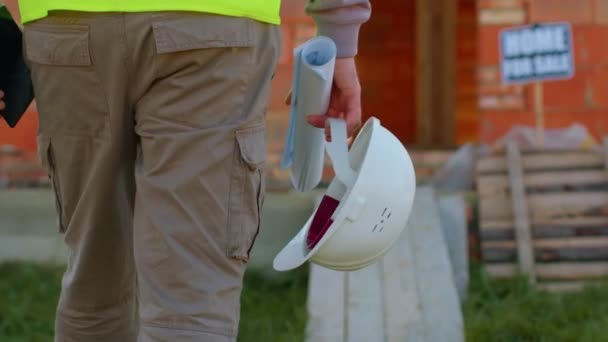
left=280, top=36, right=337, bottom=192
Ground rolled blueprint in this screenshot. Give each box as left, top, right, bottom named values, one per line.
left=280, top=36, right=337, bottom=192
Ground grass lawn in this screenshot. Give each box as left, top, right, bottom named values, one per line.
left=2, top=262, right=608, bottom=342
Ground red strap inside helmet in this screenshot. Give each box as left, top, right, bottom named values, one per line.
left=307, top=195, right=340, bottom=249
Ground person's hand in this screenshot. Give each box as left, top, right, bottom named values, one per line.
left=285, top=57, right=363, bottom=140
left=0, top=90, right=5, bottom=111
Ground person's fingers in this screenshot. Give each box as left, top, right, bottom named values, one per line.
left=345, top=109, right=362, bottom=137
left=284, top=90, right=292, bottom=105
left=0, top=90, right=5, bottom=110
left=306, top=89, right=343, bottom=129
left=342, top=90, right=362, bottom=137
left=306, top=114, right=326, bottom=128
left=306, top=115, right=336, bottom=142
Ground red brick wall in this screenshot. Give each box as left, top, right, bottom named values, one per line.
left=457, top=0, right=481, bottom=144
left=479, top=0, right=608, bottom=144
left=0, top=104, right=38, bottom=152
left=357, top=0, right=417, bottom=144
left=357, top=0, right=479, bottom=146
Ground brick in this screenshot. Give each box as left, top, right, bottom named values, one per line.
left=480, top=110, right=535, bottom=144
left=265, top=111, right=289, bottom=155
left=528, top=0, right=593, bottom=24
left=479, top=94, right=525, bottom=110
left=480, top=95, right=500, bottom=109
left=457, top=29, right=478, bottom=62
left=538, top=111, right=607, bottom=140
left=457, top=84, right=478, bottom=98
left=480, top=8, right=526, bottom=25
left=279, top=0, right=308, bottom=17
left=595, top=0, right=608, bottom=24
left=0, top=149, right=49, bottom=189
left=456, top=98, right=479, bottom=117
left=359, top=58, right=415, bottom=82
left=478, top=66, right=501, bottom=83
left=479, top=25, right=509, bottom=65
left=457, top=65, right=478, bottom=85
left=478, top=0, right=525, bottom=9
left=459, top=2, right=478, bottom=23
left=0, top=104, right=38, bottom=153
left=480, top=109, right=608, bottom=147
left=278, top=26, right=292, bottom=65
left=293, top=23, right=316, bottom=46
left=590, top=67, right=608, bottom=108
left=456, top=119, right=481, bottom=145
left=480, top=83, right=524, bottom=96
left=268, top=65, right=293, bottom=111
left=572, top=25, right=608, bottom=66
left=479, top=25, right=502, bottom=65
left=526, top=68, right=593, bottom=111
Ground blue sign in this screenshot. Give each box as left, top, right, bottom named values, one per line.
left=499, top=22, right=574, bottom=84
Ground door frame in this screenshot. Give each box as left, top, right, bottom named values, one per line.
left=416, top=0, right=457, bottom=148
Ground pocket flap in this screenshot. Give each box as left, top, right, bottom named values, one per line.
left=236, top=125, right=266, bottom=170
left=25, top=24, right=92, bottom=66
left=152, top=15, right=254, bottom=54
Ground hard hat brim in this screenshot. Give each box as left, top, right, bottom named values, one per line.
left=273, top=193, right=344, bottom=271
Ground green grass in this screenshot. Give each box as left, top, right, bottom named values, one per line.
left=0, top=263, right=62, bottom=342
left=0, top=262, right=308, bottom=342
left=2, top=262, right=608, bottom=342
left=464, top=264, right=608, bottom=342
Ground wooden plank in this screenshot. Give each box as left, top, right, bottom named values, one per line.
left=346, top=263, right=385, bottom=342
left=480, top=217, right=608, bottom=240
left=603, top=137, right=608, bottom=172
left=485, top=217, right=608, bottom=229
left=537, top=281, right=588, bottom=293
left=482, top=237, right=608, bottom=262
left=416, top=0, right=456, bottom=147
left=416, top=0, right=432, bottom=145
left=408, top=186, right=464, bottom=342
left=537, top=281, right=604, bottom=293
left=506, top=142, right=536, bottom=284
left=410, top=150, right=454, bottom=167
left=538, top=262, right=608, bottom=280
left=380, top=234, right=425, bottom=342
left=484, top=236, right=608, bottom=249
left=437, top=193, right=469, bottom=302
left=483, top=247, right=608, bottom=263
left=486, top=262, right=608, bottom=280
left=306, top=264, right=346, bottom=342
left=479, top=192, right=608, bottom=222
left=477, top=151, right=603, bottom=175
left=477, top=170, right=608, bottom=196
left=438, top=0, right=456, bottom=146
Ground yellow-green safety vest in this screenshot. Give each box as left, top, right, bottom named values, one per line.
left=18, top=0, right=281, bottom=25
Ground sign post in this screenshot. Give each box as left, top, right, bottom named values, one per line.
left=534, top=82, right=544, bottom=147
left=499, top=22, right=575, bottom=149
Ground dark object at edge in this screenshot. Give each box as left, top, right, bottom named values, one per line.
left=0, top=13, right=34, bottom=128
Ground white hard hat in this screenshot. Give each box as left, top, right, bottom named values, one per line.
left=273, top=117, right=416, bottom=272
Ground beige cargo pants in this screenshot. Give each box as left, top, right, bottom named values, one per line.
left=23, top=10, right=280, bottom=342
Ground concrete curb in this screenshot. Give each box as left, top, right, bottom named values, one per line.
left=0, top=189, right=323, bottom=271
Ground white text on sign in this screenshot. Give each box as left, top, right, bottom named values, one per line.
left=499, top=23, right=574, bottom=84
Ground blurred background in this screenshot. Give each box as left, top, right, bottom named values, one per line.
left=4, top=0, right=608, bottom=341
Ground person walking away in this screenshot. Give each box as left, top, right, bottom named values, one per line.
left=6, top=0, right=371, bottom=341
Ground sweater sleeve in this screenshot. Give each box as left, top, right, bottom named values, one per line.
left=305, top=0, right=371, bottom=58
